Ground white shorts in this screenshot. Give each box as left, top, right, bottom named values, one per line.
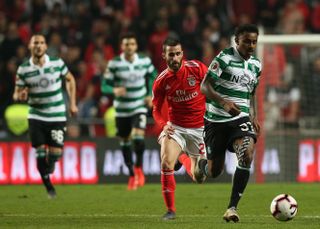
left=158, top=124, right=206, bottom=158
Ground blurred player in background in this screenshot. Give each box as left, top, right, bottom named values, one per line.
left=101, top=33, right=157, bottom=190
left=13, top=34, right=78, bottom=198
left=198, top=24, right=261, bottom=222
left=152, top=37, right=208, bottom=220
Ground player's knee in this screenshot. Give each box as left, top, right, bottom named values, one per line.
left=48, top=147, right=63, bottom=157
left=161, top=157, right=174, bottom=170
left=36, top=146, right=46, bottom=158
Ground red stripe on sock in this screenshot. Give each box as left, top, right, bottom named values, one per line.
left=161, top=169, right=176, bottom=212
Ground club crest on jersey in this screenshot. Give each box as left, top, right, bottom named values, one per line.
left=187, top=75, right=196, bottom=86
left=49, top=66, right=55, bottom=74
left=210, top=61, right=219, bottom=72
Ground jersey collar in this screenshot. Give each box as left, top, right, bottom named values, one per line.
left=120, top=53, right=138, bottom=63
left=29, top=54, right=49, bottom=67
left=234, top=47, right=252, bottom=61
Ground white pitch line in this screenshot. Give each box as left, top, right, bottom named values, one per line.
left=1, top=214, right=320, bottom=219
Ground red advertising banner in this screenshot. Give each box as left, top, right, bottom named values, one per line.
left=62, top=142, right=80, bottom=184
left=80, top=142, right=98, bottom=184
left=0, top=143, right=10, bottom=184
left=10, top=142, right=28, bottom=184
left=0, top=142, right=98, bottom=184
left=27, top=147, right=42, bottom=184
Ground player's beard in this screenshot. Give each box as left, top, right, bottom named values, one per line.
left=246, top=47, right=254, bottom=55
left=169, top=60, right=181, bottom=72
left=35, top=54, right=44, bottom=59
left=32, top=48, right=45, bottom=59
left=33, top=52, right=46, bottom=61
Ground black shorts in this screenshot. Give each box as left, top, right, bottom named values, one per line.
left=204, top=116, right=257, bottom=160
left=28, top=119, right=66, bottom=148
left=115, top=113, right=147, bottom=138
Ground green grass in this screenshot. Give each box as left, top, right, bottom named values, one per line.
left=0, top=183, right=319, bottom=228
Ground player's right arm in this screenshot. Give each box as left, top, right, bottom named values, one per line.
left=13, top=86, right=28, bottom=102
left=101, top=60, right=126, bottom=97
left=201, top=58, right=241, bottom=116
left=13, top=67, right=28, bottom=102
left=152, top=83, right=175, bottom=136
left=152, top=78, right=168, bottom=130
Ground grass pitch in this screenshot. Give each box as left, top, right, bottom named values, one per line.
left=0, top=183, right=319, bottom=228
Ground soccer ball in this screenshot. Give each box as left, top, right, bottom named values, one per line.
left=270, top=194, right=298, bottom=221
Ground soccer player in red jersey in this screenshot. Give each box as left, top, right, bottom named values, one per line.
left=152, top=37, right=208, bottom=220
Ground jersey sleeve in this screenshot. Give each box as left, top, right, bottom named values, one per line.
left=59, top=58, right=69, bottom=77
left=15, top=66, right=26, bottom=87
left=152, top=78, right=167, bottom=129
left=101, top=60, right=115, bottom=94
left=206, top=52, right=227, bottom=81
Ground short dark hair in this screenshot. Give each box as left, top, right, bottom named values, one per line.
left=120, top=32, right=137, bottom=41
left=162, top=37, right=181, bottom=52
left=235, top=24, right=259, bottom=37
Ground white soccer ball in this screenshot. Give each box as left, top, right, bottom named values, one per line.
left=270, top=194, right=298, bottom=221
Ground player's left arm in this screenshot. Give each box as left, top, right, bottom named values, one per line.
left=250, top=67, right=262, bottom=136
left=250, top=92, right=260, bottom=136
left=65, top=71, right=78, bottom=116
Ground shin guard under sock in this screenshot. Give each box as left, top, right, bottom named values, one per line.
left=161, top=169, right=176, bottom=212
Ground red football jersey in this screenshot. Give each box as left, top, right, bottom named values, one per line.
left=152, top=60, right=207, bottom=129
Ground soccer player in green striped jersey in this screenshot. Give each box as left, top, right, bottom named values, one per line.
left=13, top=34, right=78, bottom=198
left=198, top=24, right=261, bottom=222
left=101, top=33, right=157, bottom=190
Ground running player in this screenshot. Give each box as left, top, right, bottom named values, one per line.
left=101, top=32, right=157, bottom=190
left=152, top=37, right=208, bottom=220
left=198, top=24, right=262, bottom=222
left=13, top=34, right=78, bottom=198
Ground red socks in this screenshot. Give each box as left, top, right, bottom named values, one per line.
left=161, top=169, right=176, bottom=212
left=178, top=154, right=192, bottom=178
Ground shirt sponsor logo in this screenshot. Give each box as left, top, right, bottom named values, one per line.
left=167, top=91, right=199, bottom=102
left=29, top=78, right=56, bottom=88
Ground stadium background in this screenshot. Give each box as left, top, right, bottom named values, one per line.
left=1, top=0, right=320, bottom=184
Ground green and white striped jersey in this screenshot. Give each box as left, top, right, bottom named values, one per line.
left=205, top=47, right=262, bottom=123
left=103, top=53, right=157, bottom=117
left=16, top=54, right=68, bottom=122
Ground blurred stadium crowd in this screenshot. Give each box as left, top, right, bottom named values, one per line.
left=0, top=0, right=320, bottom=137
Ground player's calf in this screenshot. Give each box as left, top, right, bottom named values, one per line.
left=47, top=152, right=62, bottom=174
